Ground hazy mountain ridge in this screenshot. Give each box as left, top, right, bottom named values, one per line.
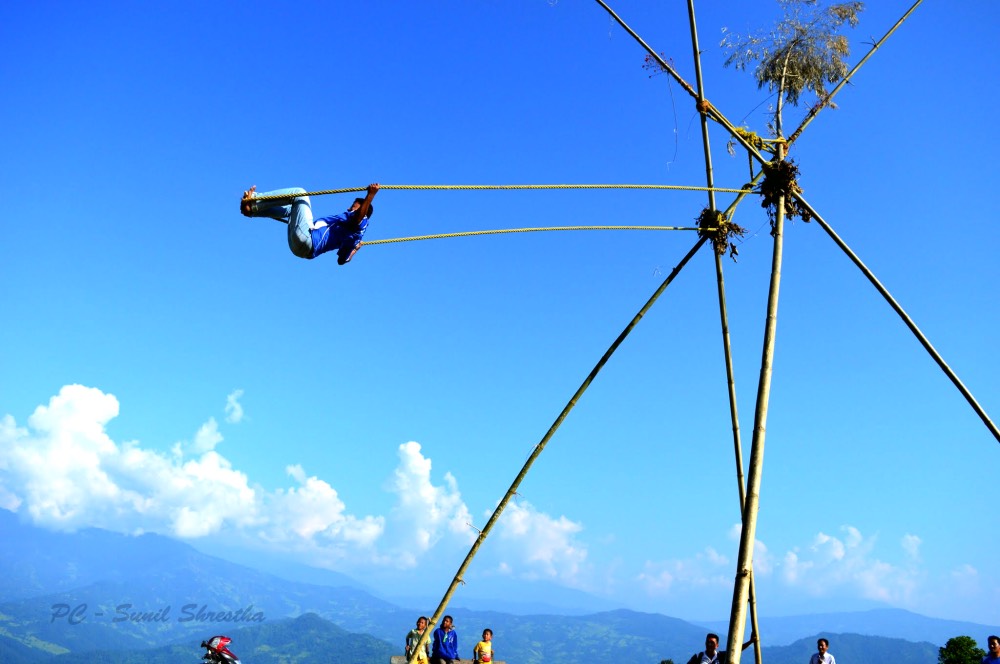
left=43, top=612, right=396, bottom=664
left=1, top=511, right=995, bottom=663
left=698, top=608, right=999, bottom=649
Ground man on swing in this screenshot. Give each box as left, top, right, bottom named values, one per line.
left=241, top=183, right=380, bottom=264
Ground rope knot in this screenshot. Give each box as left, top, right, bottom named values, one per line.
left=734, top=126, right=765, bottom=150
left=696, top=99, right=712, bottom=115
left=698, top=208, right=745, bottom=261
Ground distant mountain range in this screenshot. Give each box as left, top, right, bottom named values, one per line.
left=700, top=608, right=998, bottom=649
left=0, top=509, right=995, bottom=663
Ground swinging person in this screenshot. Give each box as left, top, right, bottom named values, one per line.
left=241, top=183, right=380, bottom=264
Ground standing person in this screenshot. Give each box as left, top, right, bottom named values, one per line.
left=431, top=615, right=459, bottom=664
left=473, top=628, right=493, bottom=663
left=405, top=616, right=431, bottom=664
left=240, top=183, right=380, bottom=264
left=687, top=633, right=726, bottom=664
left=983, top=635, right=1000, bottom=664
left=809, top=638, right=836, bottom=664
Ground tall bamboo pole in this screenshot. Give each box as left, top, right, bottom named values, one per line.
left=407, top=238, right=709, bottom=663
left=686, top=2, right=761, bottom=660
left=792, top=193, right=1000, bottom=445
left=787, top=0, right=923, bottom=147
left=592, top=0, right=772, bottom=170
left=725, top=142, right=787, bottom=664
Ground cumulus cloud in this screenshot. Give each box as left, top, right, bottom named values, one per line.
left=0, top=388, right=510, bottom=577
left=225, top=389, right=245, bottom=424
left=638, top=546, right=732, bottom=596
left=491, top=499, right=588, bottom=584
left=264, top=465, right=384, bottom=552
left=779, top=525, right=920, bottom=603
left=191, top=417, right=223, bottom=454
left=384, top=441, right=475, bottom=568
left=0, top=385, right=383, bottom=549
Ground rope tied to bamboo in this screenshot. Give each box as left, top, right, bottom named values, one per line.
left=698, top=208, right=746, bottom=261
left=757, top=159, right=813, bottom=232
left=249, top=183, right=753, bottom=203
left=734, top=127, right=766, bottom=150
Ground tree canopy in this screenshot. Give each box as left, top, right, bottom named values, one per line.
left=939, top=636, right=986, bottom=664
left=721, top=0, right=864, bottom=134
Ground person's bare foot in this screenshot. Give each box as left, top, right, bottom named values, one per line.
left=240, top=185, right=257, bottom=217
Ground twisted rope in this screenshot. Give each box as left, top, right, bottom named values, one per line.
left=362, top=225, right=709, bottom=246
left=250, top=183, right=753, bottom=202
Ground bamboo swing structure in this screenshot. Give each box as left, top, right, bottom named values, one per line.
left=282, top=2, right=991, bottom=662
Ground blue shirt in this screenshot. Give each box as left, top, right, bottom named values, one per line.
left=432, top=627, right=458, bottom=660
left=309, top=209, right=370, bottom=261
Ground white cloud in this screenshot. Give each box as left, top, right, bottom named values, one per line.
left=225, top=389, right=245, bottom=424
left=191, top=417, right=223, bottom=454
left=491, top=500, right=588, bottom=584
left=264, top=465, right=384, bottom=547
left=0, top=389, right=498, bottom=578
left=384, top=441, right=475, bottom=568
left=0, top=386, right=382, bottom=554
left=637, top=561, right=675, bottom=593
left=812, top=531, right=848, bottom=562
left=777, top=525, right=920, bottom=604
left=638, top=546, right=732, bottom=597
left=705, top=547, right=728, bottom=566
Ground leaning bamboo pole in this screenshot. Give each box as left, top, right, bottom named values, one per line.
left=407, top=237, right=709, bottom=664
left=686, top=2, right=762, bottom=661
left=786, top=0, right=923, bottom=147
left=792, top=193, right=1000, bottom=445
left=725, top=142, right=788, bottom=664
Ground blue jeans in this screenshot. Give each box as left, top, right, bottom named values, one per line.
left=251, top=187, right=314, bottom=259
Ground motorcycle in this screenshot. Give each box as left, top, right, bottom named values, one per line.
left=200, top=635, right=241, bottom=664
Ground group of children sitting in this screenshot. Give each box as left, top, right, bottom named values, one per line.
left=404, top=615, right=494, bottom=664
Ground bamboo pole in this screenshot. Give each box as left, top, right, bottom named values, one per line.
left=725, top=143, right=788, bottom=664
left=594, top=0, right=698, bottom=99
left=686, top=3, right=762, bottom=659
left=792, top=193, right=1000, bottom=445
left=593, top=0, right=772, bottom=169
left=408, top=237, right=710, bottom=663
left=787, top=0, right=923, bottom=147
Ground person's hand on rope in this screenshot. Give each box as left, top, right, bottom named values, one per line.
left=240, top=185, right=257, bottom=217
left=351, top=182, right=379, bottom=225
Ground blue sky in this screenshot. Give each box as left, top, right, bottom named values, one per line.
left=2, top=0, right=998, bottom=627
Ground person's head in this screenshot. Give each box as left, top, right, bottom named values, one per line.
left=349, top=197, right=374, bottom=220
left=442, top=615, right=453, bottom=631
left=482, top=628, right=492, bottom=641
left=416, top=616, right=428, bottom=630
left=817, top=639, right=829, bottom=655
left=705, top=634, right=720, bottom=655
left=988, top=635, right=1000, bottom=656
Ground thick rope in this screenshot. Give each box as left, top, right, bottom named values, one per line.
left=362, top=225, right=709, bottom=246
left=251, top=183, right=753, bottom=202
